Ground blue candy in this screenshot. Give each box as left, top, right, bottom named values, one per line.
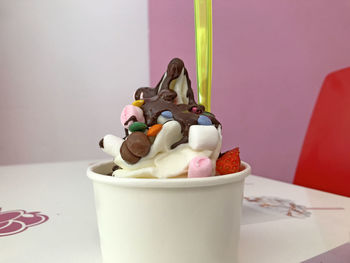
left=198, top=115, right=213, bottom=125
left=161, top=111, right=173, bottom=118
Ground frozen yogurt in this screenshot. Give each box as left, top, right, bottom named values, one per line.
left=99, top=58, right=240, bottom=178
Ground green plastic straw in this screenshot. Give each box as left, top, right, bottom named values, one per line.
left=194, top=0, right=213, bottom=112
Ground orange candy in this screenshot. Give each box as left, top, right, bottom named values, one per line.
left=147, top=124, right=163, bottom=137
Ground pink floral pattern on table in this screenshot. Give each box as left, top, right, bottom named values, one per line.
left=244, top=196, right=311, bottom=218
left=0, top=207, right=49, bottom=237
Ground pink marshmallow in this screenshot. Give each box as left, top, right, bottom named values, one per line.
left=188, top=156, right=213, bottom=178
left=120, top=105, right=145, bottom=128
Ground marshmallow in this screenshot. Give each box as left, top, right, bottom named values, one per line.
left=188, top=125, right=219, bottom=151
left=188, top=156, right=213, bottom=178
left=120, top=105, right=145, bottom=128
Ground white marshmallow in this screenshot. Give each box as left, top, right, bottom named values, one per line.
left=188, top=125, right=219, bottom=151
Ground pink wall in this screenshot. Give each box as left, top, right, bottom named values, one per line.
left=148, top=0, right=350, bottom=182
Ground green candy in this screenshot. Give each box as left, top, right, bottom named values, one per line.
left=129, top=122, right=147, bottom=132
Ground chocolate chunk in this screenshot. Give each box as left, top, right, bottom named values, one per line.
left=99, top=138, right=104, bottom=148
left=120, top=141, right=141, bottom=164
left=125, top=132, right=151, bottom=157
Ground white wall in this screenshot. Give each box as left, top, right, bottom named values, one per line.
left=0, top=0, right=150, bottom=165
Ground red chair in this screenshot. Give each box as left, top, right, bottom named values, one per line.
left=294, top=67, right=350, bottom=197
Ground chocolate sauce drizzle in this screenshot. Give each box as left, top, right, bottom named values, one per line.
left=134, top=58, right=220, bottom=149
left=123, top=116, right=137, bottom=138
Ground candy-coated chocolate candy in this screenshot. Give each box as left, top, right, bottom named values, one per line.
left=191, top=106, right=203, bottom=114
left=161, top=110, right=173, bottom=118
left=125, top=132, right=151, bottom=157
left=188, top=156, right=212, bottom=178
left=120, top=105, right=145, bottom=128
left=132, top=100, right=145, bottom=107
left=197, top=115, right=212, bottom=125
left=129, top=122, right=147, bottom=132
left=147, top=124, right=163, bottom=137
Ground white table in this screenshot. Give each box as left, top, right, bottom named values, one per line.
left=0, top=160, right=349, bottom=263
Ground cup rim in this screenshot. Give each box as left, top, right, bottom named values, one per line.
left=87, top=160, right=251, bottom=188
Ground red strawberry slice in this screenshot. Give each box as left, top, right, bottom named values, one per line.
left=216, top=147, right=241, bottom=175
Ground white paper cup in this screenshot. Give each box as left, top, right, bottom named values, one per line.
left=87, top=160, right=251, bottom=263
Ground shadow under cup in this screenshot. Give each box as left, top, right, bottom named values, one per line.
left=87, top=161, right=251, bottom=263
